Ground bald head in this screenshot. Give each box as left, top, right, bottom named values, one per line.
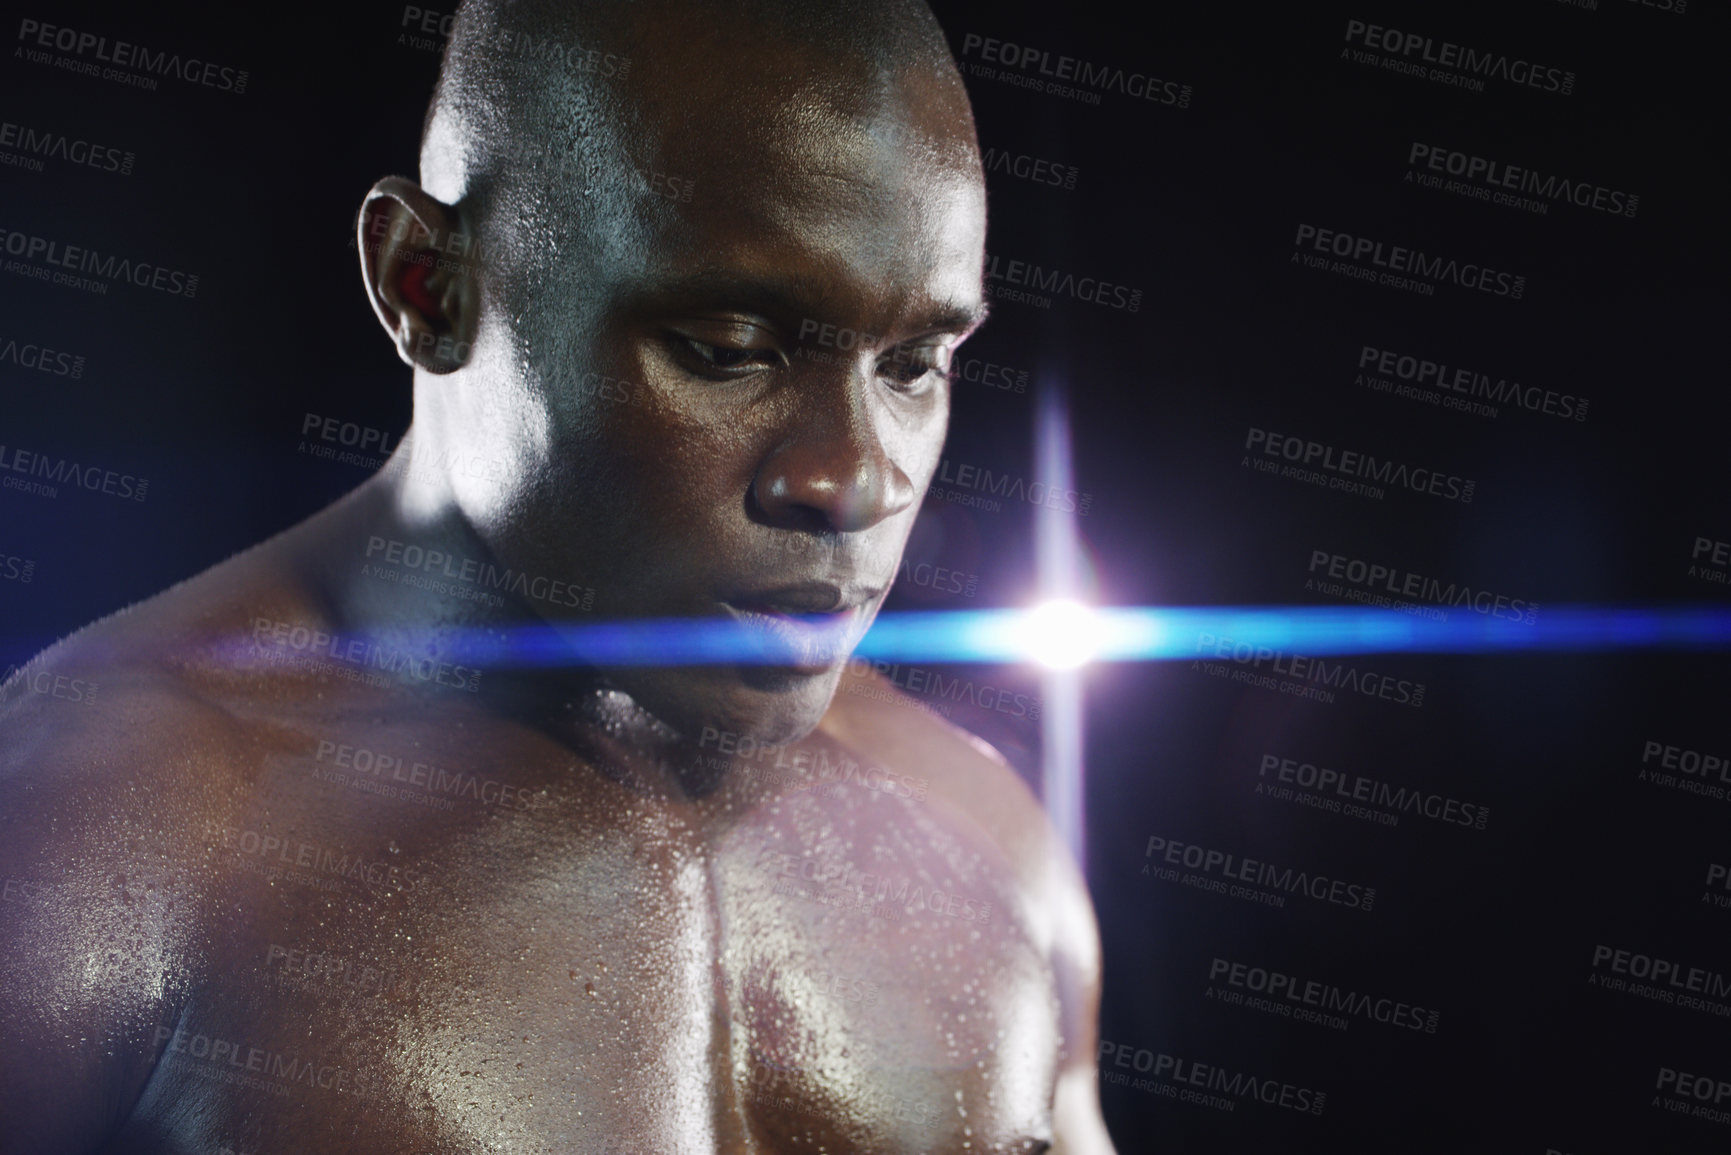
left=420, top=0, right=976, bottom=219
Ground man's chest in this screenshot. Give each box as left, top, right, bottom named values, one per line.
left=146, top=765, right=1060, bottom=1154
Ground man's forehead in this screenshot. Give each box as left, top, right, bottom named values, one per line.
left=462, top=66, right=963, bottom=321
left=616, top=133, right=986, bottom=337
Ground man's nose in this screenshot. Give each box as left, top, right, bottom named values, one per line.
left=751, top=381, right=920, bottom=534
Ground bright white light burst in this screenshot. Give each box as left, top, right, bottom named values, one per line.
left=1021, top=599, right=1106, bottom=669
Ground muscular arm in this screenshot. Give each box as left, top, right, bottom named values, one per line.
left=1048, top=866, right=1116, bottom=1155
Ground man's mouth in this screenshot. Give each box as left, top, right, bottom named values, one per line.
left=719, top=582, right=878, bottom=671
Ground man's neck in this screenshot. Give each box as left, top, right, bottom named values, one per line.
left=301, top=456, right=730, bottom=798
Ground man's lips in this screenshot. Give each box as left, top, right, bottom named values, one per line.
left=718, top=581, right=882, bottom=669
left=725, top=581, right=854, bottom=616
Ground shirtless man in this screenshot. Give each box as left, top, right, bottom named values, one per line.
left=0, top=1, right=1115, bottom=1151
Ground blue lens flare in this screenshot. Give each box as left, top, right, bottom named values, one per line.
left=224, top=605, right=1731, bottom=673
left=867, top=605, right=1731, bottom=663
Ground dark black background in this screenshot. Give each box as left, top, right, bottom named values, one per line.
left=1, top=0, right=1725, bottom=1151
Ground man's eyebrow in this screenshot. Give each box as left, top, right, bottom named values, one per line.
left=640, top=270, right=990, bottom=338
left=923, top=299, right=991, bottom=338
left=645, top=269, right=821, bottom=323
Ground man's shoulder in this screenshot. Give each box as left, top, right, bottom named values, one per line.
left=0, top=544, right=323, bottom=834
left=0, top=615, right=252, bottom=871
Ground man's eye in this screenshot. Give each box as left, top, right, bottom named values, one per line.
left=679, top=337, right=783, bottom=375
left=879, top=344, right=951, bottom=391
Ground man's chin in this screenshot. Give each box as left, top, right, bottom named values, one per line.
left=628, top=663, right=845, bottom=750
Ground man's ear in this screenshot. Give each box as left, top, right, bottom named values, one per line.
left=357, top=176, right=477, bottom=373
